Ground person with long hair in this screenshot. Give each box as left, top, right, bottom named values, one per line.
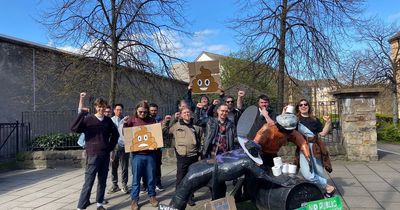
left=296, top=99, right=335, bottom=197
left=124, top=101, right=158, bottom=210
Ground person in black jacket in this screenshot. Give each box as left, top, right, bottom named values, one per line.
left=195, top=104, right=237, bottom=160
left=71, top=97, right=119, bottom=210
left=206, top=90, right=245, bottom=126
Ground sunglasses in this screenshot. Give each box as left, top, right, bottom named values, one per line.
left=138, top=111, right=148, bottom=114
left=226, top=101, right=234, bottom=104
left=299, top=103, right=308, bottom=107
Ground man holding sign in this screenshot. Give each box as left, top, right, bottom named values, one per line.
left=123, top=101, right=160, bottom=210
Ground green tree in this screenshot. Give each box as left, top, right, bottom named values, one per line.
left=221, top=51, right=277, bottom=104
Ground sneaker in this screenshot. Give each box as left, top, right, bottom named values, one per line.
left=156, top=185, right=164, bottom=192
left=121, top=185, right=130, bottom=194
left=131, top=200, right=138, bottom=210
left=149, top=196, right=159, bottom=207
left=107, top=185, right=120, bottom=194
left=140, top=187, right=147, bottom=194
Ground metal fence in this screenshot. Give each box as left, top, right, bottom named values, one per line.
left=0, top=122, right=30, bottom=161
left=20, top=104, right=177, bottom=149
left=22, top=110, right=77, bottom=139
left=271, top=101, right=341, bottom=144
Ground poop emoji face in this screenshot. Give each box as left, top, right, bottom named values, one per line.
left=130, top=126, right=158, bottom=151
left=191, top=66, right=219, bottom=93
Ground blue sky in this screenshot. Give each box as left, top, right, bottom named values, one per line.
left=0, top=0, right=399, bottom=61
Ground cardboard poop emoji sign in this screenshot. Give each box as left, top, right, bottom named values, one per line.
left=130, top=126, right=158, bottom=152
left=191, top=66, right=219, bottom=93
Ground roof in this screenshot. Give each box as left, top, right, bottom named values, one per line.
left=389, top=32, right=400, bottom=43
left=0, top=33, right=79, bottom=56
left=194, top=51, right=227, bottom=61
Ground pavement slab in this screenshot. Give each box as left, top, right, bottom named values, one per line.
left=3, top=152, right=400, bottom=209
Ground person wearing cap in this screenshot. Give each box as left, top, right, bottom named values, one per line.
left=295, top=99, right=335, bottom=197
left=252, top=111, right=311, bottom=168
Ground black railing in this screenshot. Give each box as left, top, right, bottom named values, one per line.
left=21, top=104, right=177, bottom=150
left=0, top=121, right=30, bottom=161
left=271, top=101, right=341, bottom=144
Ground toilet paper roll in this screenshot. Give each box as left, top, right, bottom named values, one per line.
left=273, top=157, right=283, bottom=167
left=282, top=163, right=289, bottom=174
left=288, top=164, right=297, bottom=174
left=286, top=105, right=295, bottom=114
left=272, top=166, right=282, bottom=176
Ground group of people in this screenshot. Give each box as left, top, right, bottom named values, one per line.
left=70, top=86, right=335, bottom=210
left=72, top=93, right=165, bottom=210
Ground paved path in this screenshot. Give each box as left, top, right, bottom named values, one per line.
left=1, top=145, right=400, bottom=210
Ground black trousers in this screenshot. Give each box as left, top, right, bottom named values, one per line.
left=111, top=146, right=129, bottom=186
left=77, top=153, right=110, bottom=209
left=176, top=154, right=199, bottom=188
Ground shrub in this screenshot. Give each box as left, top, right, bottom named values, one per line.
left=377, top=121, right=400, bottom=142
left=32, top=133, right=80, bottom=150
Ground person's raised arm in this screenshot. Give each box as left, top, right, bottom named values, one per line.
left=319, top=115, right=331, bottom=137
left=78, top=92, right=86, bottom=114
left=185, top=85, right=196, bottom=111
left=237, top=90, right=245, bottom=110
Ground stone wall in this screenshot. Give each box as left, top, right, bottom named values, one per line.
left=16, top=150, right=85, bottom=169
left=333, top=88, right=380, bottom=161
left=15, top=146, right=347, bottom=169
left=0, top=35, right=187, bottom=123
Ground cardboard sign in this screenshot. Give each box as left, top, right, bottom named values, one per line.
left=188, top=61, right=221, bottom=94
left=123, top=123, right=164, bottom=152
left=296, top=196, right=343, bottom=210
left=204, top=195, right=237, bottom=210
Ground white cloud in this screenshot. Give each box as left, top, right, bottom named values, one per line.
left=164, top=28, right=230, bottom=61
left=46, top=28, right=230, bottom=62
left=58, top=45, right=82, bottom=54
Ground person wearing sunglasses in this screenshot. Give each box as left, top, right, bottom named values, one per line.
left=123, top=101, right=159, bottom=210
left=295, top=99, right=335, bottom=198
left=206, top=90, right=246, bottom=126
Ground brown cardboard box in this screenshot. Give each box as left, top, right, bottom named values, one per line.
left=123, top=123, right=164, bottom=152
left=204, top=195, right=237, bottom=210
left=188, top=61, right=221, bottom=94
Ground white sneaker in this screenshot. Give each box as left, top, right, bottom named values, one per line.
left=156, top=185, right=164, bottom=192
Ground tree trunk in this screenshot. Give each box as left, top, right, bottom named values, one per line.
left=393, top=63, right=399, bottom=126
left=109, top=0, right=118, bottom=106
left=277, top=0, right=288, bottom=111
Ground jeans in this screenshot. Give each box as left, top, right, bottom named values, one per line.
left=131, top=152, right=156, bottom=201
left=77, top=153, right=110, bottom=209
left=299, top=143, right=327, bottom=189
left=111, top=146, right=129, bottom=187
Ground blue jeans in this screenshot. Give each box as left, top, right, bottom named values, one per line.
left=299, top=143, right=327, bottom=189
left=130, top=152, right=156, bottom=201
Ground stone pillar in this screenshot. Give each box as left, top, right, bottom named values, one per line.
left=389, top=32, right=400, bottom=118
left=333, top=88, right=381, bottom=161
